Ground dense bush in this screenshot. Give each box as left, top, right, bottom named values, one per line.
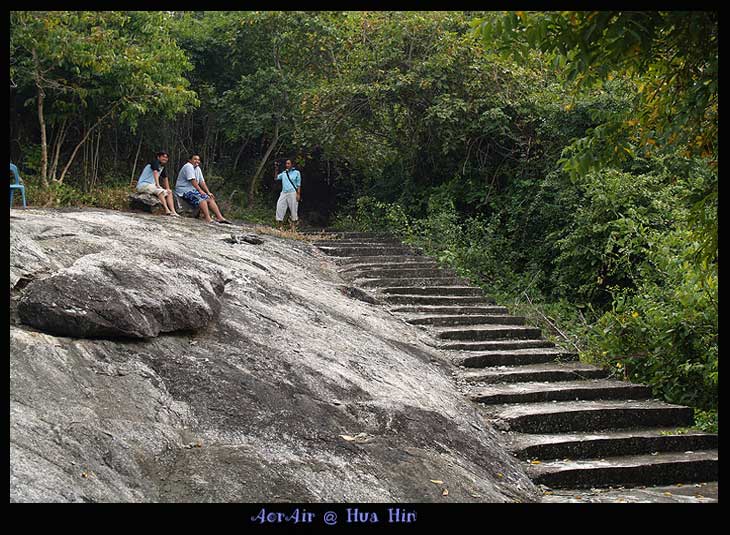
left=339, top=149, right=718, bottom=427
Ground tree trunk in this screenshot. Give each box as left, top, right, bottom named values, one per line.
left=92, top=129, right=102, bottom=190
left=248, top=122, right=280, bottom=209
left=130, top=134, right=143, bottom=187
left=233, top=137, right=250, bottom=171
left=49, top=118, right=68, bottom=181
left=32, top=49, right=49, bottom=187
left=57, top=104, right=118, bottom=184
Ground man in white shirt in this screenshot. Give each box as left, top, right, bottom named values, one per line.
left=175, top=155, right=231, bottom=224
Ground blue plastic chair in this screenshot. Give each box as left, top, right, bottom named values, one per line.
left=10, top=163, right=27, bottom=208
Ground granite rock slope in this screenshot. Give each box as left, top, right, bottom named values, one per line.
left=9, top=208, right=539, bottom=503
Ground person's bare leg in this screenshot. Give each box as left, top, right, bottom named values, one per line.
left=207, top=197, right=228, bottom=222
left=157, top=192, right=172, bottom=214
left=199, top=200, right=213, bottom=222
left=165, top=191, right=179, bottom=215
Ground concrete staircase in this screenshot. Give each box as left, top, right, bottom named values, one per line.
left=310, top=231, right=718, bottom=501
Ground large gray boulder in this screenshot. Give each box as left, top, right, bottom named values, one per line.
left=9, top=208, right=540, bottom=503
left=129, top=192, right=200, bottom=218
left=17, top=252, right=227, bottom=339
left=128, top=192, right=166, bottom=214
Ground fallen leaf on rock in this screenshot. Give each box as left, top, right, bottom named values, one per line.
left=430, top=480, right=444, bottom=485
left=339, top=435, right=356, bottom=441
left=530, top=460, right=541, bottom=465
left=442, top=489, right=449, bottom=496
left=496, top=472, right=504, bottom=478
left=663, top=492, right=673, bottom=496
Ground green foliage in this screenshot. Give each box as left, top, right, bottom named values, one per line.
left=333, top=196, right=412, bottom=236
left=585, top=225, right=717, bottom=410
left=22, top=178, right=130, bottom=210
left=11, top=11, right=199, bottom=129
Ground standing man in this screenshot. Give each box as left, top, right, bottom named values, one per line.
left=274, top=158, right=301, bottom=231
left=175, top=154, right=231, bottom=224
left=136, top=151, right=180, bottom=217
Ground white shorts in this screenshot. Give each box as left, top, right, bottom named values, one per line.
left=137, top=183, right=168, bottom=196
left=276, top=191, right=298, bottom=221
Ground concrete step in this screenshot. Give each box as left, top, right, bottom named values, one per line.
left=454, top=348, right=577, bottom=368
left=338, top=260, right=440, bottom=273
left=317, top=241, right=408, bottom=249
left=377, top=285, right=483, bottom=295
left=351, top=267, right=457, bottom=279
left=318, top=246, right=418, bottom=257
left=436, top=325, right=542, bottom=341
left=442, top=339, right=556, bottom=352
left=458, top=362, right=609, bottom=384
left=527, top=450, right=718, bottom=489
left=541, top=481, right=718, bottom=503
left=488, top=400, right=695, bottom=434
left=384, top=295, right=496, bottom=306
left=334, top=255, right=433, bottom=266
left=406, top=314, right=526, bottom=326
left=508, top=428, right=720, bottom=461
left=360, top=279, right=470, bottom=289
left=313, top=238, right=402, bottom=246
left=312, top=231, right=396, bottom=240
left=389, top=305, right=510, bottom=315
left=468, top=379, right=652, bottom=405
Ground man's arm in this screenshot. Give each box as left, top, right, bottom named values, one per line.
left=199, top=180, right=214, bottom=198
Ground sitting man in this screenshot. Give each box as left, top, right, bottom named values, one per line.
left=175, top=154, right=231, bottom=224
left=135, top=151, right=179, bottom=216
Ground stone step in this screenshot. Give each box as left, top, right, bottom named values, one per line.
left=313, top=238, right=402, bottom=246
left=508, top=428, right=720, bottom=461
left=377, top=285, right=483, bottom=295
left=443, top=339, right=556, bottom=352
left=468, top=379, right=652, bottom=405
left=311, top=231, right=396, bottom=239
left=458, top=362, right=609, bottom=384
left=352, top=267, right=458, bottom=279
left=360, top=279, right=470, bottom=289
left=488, top=400, right=695, bottom=434
left=318, top=246, right=418, bottom=257
left=384, top=295, right=496, bottom=306
left=334, top=255, right=433, bottom=266
left=541, top=482, right=718, bottom=503
left=338, top=260, right=440, bottom=274
left=527, top=450, right=718, bottom=489
left=436, top=325, right=542, bottom=341
left=389, top=305, right=510, bottom=315
left=316, top=241, right=406, bottom=249
left=454, top=348, right=577, bottom=367
left=406, top=314, right=526, bottom=326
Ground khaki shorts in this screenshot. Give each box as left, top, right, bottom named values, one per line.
left=137, top=183, right=168, bottom=196
left=276, top=191, right=298, bottom=221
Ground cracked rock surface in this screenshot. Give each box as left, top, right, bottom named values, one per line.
left=9, top=208, right=539, bottom=503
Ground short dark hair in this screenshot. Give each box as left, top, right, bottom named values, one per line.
left=156, top=151, right=169, bottom=158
